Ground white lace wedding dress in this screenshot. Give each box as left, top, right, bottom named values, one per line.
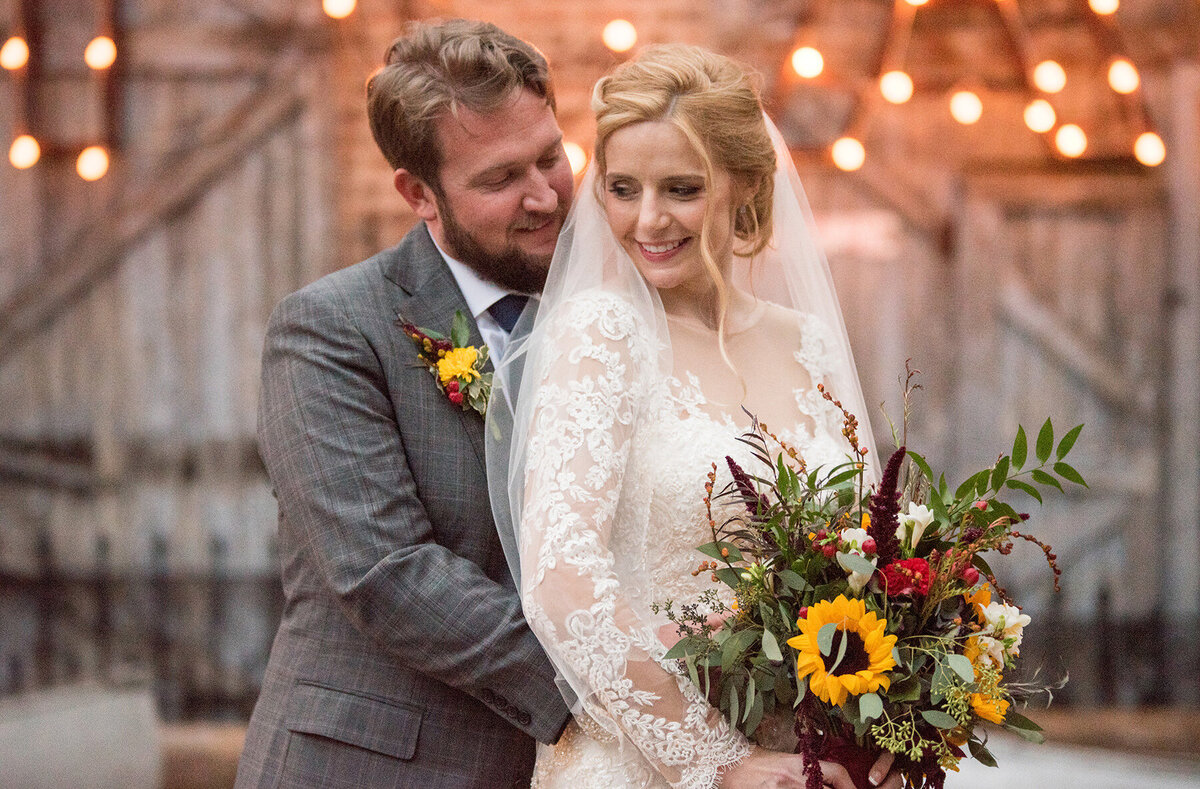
left=518, top=291, right=852, bottom=789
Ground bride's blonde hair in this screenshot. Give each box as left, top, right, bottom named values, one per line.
left=591, top=44, right=777, bottom=334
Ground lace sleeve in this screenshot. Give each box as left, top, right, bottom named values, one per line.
left=518, top=292, right=750, bottom=789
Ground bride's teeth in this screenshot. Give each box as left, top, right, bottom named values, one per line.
left=642, top=240, right=683, bottom=254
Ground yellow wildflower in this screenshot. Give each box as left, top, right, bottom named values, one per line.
left=437, top=346, right=479, bottom=385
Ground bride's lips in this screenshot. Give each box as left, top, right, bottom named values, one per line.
left=636, top=238, right=690, bottom=262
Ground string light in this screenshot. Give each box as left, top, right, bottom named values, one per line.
left=904, top=0, right=929, bottom=5
left=84, top=36, right=117, bottom=70
left=602, top=20, right=637, bottom=53
left=76, top=146, right=110, bottom=180
left=1134, top=132, right=1165, bottom=166
left=1, top=36, right=29, bottom=70
left=1088, top=0, right=1119, bottom=14
left=8, top=135, right=39, bottom=169
left=1033, top=60, right=1067, bottom=93
left=1023, top=99, right=1056, bottom=133
left=1107, top=59, right=1139, bottom=94
left=879, top=71, right=913, bottom=104
left=322, top=0, right=356, bottom=19
left=1055, top=124, right=1087, bottom=158
left=790, top=46, right=824, bottom=79
left=831, top=137, right=865, bottom=171
left=949, top=90, right=983, bottom=124
left=563, top=141, right=587, bottom=176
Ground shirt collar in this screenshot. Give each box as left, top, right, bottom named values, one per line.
left=430, top=236, right=513, bottom=321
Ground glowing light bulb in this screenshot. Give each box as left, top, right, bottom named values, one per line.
left=790, top=47, right=824, bottom=79
left=9, top=135, right=39, bottom=169
left=77, top=146, right=110, bottom=181
left=831, top=137, right=865, bottom=171
left=323, top=0, right=356, bottom=18
left=1, top=36, right=29, bottom=70
left=1033, top=60, right=1067, bottom=93
left=1108, top=59, right=1139, bottom=94
left=1055, top=125, right=1087, bottom=158
left=880, top=71, right=913, bottom=104
left=1089, top=0, right=1119, bottom=14
left=1023, top=99, right=1056, bottom=133
left=950, top=90, right=983, bottom=124
left=84, top=36, right=117, bottom=70
left=1134, top=132, right=1165, bottom=166
left=563, top=141, right=587, bottom=176
left=602, top=20, right=637, bottom=53
left=904, top=0, right=929, bottom=5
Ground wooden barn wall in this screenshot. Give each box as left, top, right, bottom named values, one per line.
left=0, top=0, right=1195, bottom=715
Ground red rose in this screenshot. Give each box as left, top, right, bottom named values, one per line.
left=882, top=558, right=933, bottom=596
left=448, top=391, right=464, bottom=405
left=862, top=538, right=877, bottom=555
left=962, top=566, right=980, bottom=585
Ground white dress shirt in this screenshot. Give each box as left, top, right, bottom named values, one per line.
left=432, top=238, right=530, bottom=363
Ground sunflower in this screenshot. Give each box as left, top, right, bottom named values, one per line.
left=787, top=594, right=897, bottom=706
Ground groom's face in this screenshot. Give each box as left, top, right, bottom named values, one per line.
left=426, top=89, right=574, bottom=293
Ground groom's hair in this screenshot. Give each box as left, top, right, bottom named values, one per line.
left=366, top=19, right=556, bottom=190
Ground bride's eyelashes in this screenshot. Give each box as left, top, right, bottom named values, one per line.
left=604, top=178, right=706, bottom=201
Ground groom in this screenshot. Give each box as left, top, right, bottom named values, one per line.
left=234, top=19, right=574, bottom=788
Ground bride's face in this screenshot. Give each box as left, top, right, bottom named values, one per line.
left=601, top=120, right=738, bottom=297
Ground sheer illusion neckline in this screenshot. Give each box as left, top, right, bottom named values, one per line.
left=663, top=297, right=768, bottom=337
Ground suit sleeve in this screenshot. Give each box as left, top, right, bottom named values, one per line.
left=258, top=284, right=570, bottom=743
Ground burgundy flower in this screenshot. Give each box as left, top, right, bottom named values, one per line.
left=882, top=557, right=933, bottom=596
left=867, top=447, right=906, bottom=565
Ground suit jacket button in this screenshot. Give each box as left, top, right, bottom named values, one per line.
left=518, top=712, right=531, bottom=726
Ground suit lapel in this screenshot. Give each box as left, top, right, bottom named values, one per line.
left=387, top=225, right=489, bottom=473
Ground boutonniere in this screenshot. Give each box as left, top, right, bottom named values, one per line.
left=400, top=310, right=491, bottom=416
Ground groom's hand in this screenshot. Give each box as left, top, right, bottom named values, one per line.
left=718, top=746, right=903, bottom=789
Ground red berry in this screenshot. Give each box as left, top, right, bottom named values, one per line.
left=973, top=500, right=988, bottom=510
left=448, top=391, right=464, bottom=405
left=962, top=566, right=980, bottom=585
left=822, top=543, right=837, bottom=559
left=446, top=380, right=459, bottom=393
left=862, top=538, right=877, bottom=554
left=798, top=606, right=810, bottom=620
left=816, top=529, right=828, bottom=541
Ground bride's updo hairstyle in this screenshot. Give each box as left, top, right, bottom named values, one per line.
left=591, top=44, right=777, bottom=319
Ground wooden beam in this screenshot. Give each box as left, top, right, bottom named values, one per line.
left=0, top=51, right=312, bottom=365
left=996, top=276, right=1154, bottom=421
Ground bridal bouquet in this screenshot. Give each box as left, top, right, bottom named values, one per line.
left=658, top=370, right=1084, bottom=788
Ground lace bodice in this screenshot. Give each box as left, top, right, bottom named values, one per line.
left=519, top=291, right=849, bottom=789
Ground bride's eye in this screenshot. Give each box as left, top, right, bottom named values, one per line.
left=606, top=181, right=637, bottom=200
left=669, top=182, right=703, bottom=199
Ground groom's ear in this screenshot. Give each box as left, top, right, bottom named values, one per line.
left=393, top=169, right=440, bottom=223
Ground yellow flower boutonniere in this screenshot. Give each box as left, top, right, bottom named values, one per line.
left=400, top=310, right=491, bottom=417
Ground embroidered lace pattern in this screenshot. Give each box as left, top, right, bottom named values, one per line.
left=522, top=292, right=847, bottom=789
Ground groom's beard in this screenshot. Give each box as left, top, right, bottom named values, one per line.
left=437, top=198, right=557, bottom=295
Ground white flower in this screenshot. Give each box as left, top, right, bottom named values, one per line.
left=973, top=634, right=1006, bottom=668
left=980, top=600, right=1032, bottom=660
left=896, top=502, right=935, bottom=551
left=837, top=526, right=876, bottom=593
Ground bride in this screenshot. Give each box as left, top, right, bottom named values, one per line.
left=488, top=45, right=901, bottom=789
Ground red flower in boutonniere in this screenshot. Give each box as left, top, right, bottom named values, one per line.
left=400, top=310, right=492, bottom=416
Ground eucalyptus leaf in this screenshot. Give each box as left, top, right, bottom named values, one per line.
left=663, top=636, right=708, bottom=660
left=818, top=623, right=837, bottom=658
left=887, top=676, right=921, bottom=702
left=945, top=654, right=976, bottom=683
left=921, top=709, right=961, bottom=729
left=1036, top=418, right=1054, bottom=464
left=859, top=692, right=884, bottom=721
left=837, top=551, right=878, bottom=578
left=762, top=629, right=784, bottom=663
left=779, top=569, right=812, bottom=592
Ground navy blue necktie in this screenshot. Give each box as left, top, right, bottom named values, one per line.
left=488, top=294, right=529, bottom=333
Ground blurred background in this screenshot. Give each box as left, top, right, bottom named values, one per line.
left=1, top=0, right=1197, bottom=786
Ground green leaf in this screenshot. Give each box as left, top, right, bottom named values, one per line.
left=714, top=567, right=742, bottom=588
left=945, top=654, right=975, bottom=683
left=837, top=550, right=878, bottom=578
left=762, top=629, right=784, bottom=663
left=1053, top=461, right=1089, bottom=488
left=990, top=457, right=1010, bottom=493
left=1003, top=710, right=1043, bottom=732
left=921, top=709, right=961, bottom=730
left=744, top=673, right=757, bottom=722
left=817, top=622, right=838, bottom=657
left=686, top=656, right=700, bottom=689
left=663, top=635, right=709, bottom=660
left=887, top=676, right=921, bottom=702
left=1056, top=424, right=1083, bottom=460
left=744, top=693, right=764, bottom=736
left=969, top=738, right=998, bottom=768
left=728, top=683, right=739, bottom=727
left=1036, top=418, right=1054, bottom=464
left=1011, top=425, right=1028, bottom=469
left=929, top=492, right=949, bottom=526
left=975, top=470, right=991, bottom=498
left=907, top=451, right=935, bottom=483
left=779, top=569, right=812, bottom=592
left=698, top=541, right=744, bottom=563
left=955, top=473, right=980, bottom=501
left=450, top=310, right=471, bottom=348
left=1031, top=469, right=1063, bottom=492
left=1006, top=723, right=1046, bottom=744
left=859, top=692, right=884, bottom=722
left=1004, top=478, right=1043, bottom=504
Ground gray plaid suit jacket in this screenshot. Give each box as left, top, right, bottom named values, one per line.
left=235, top=224, right=571, bottom=788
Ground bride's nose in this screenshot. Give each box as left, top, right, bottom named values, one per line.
left=637, top=195, right=670, bottom=234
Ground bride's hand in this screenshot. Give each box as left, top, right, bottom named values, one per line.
left=718, top=746, right=903, bottom=789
